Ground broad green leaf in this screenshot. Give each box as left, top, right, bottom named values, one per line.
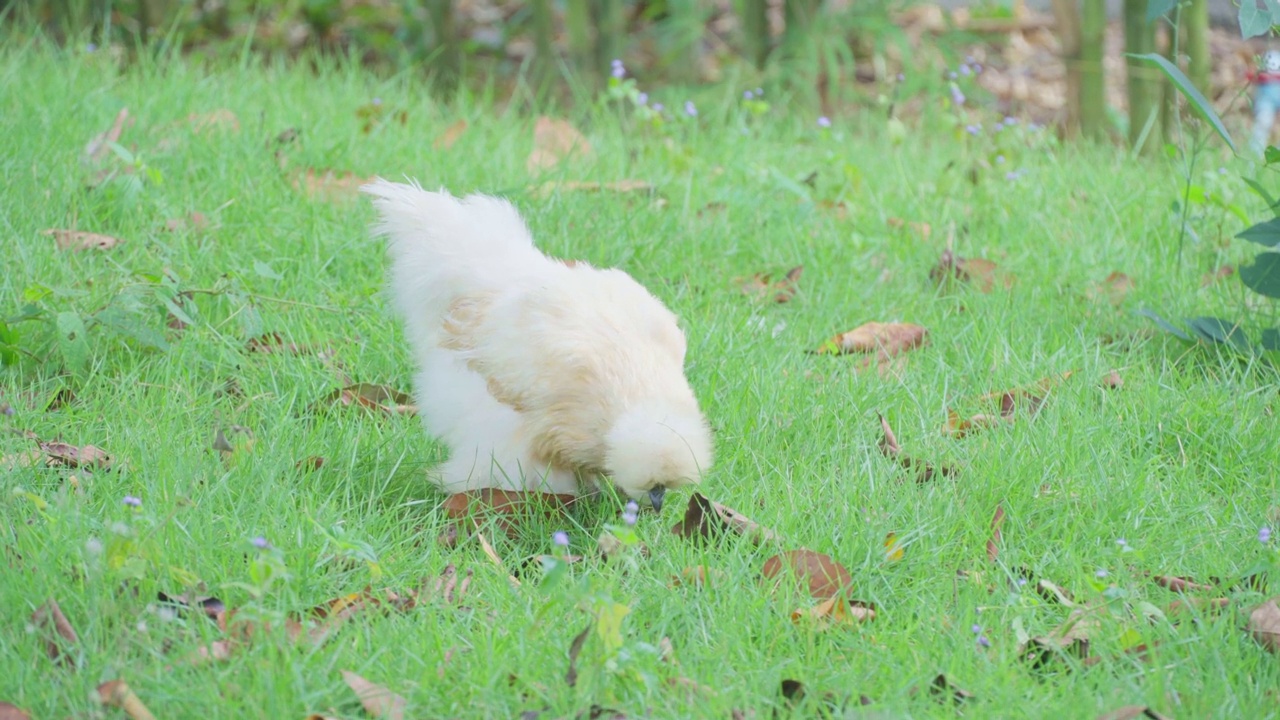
left=1241, top=178, right=1279, bottom=214
left=1262, top=328, right=1280, bottom=351
left=0, top=320, right=18, bottom=366
left=1266, top=146, right=1280, bottom=165
left=95, top=307, right=169, bottom=351
left=253, top=260, right=283, bottom=280
left=1241, top=0, right=1273, bottom=38
left=55, top=311, right=89, bottom=373
left=1240, top=252, right=1280, bottom=297
left=1147, top=0, right=1178, bottom=22
left=1132, top=53, right=1236, bottom=153
left=1185, top=316, right=1253, bottom=353
left=1237, top=217, right=1280, bottom=247
left=1269, top=0, right=1280, bottom=25
left=1136, top=308, right=1191, bottom=340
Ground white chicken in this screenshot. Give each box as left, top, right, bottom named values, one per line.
left=362, top=179, right=713, bottom=510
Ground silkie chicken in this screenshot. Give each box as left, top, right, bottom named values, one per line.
left=361, top=179, right=713, bottom=511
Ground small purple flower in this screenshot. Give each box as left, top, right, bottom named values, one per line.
left=611, top=59, right=625, bottom=79
left=1096, top=569, right=1109, bottom=579
left=743, top=90, right=754, bottom=99
left=0, top=404, right=13, bottom=416
left=251, top=536, right=270, bottom=550
left=86, top=43, right=98, bottom=52
left=122, top=495, right=141, bottom=507
left=896, top=73, right=905, bottom=82
left=623, top=500, right=639, bottom=525
left=1260, top=526, right=1272, bottom=544
left=652, top=102, right=664, bottom=112
left=1029, top=122, right=1043, bottom=132
left=372, top=97, right=382, bottom=106
left=959, top=64, right=972, bottom=76
left=1016, top=577, right=1028, bottom=587
left=973, top=64, right=983, bottom=74
left=817, top=116, right=831, bottom=128
left=1116, top=538, right=1128, bottom=547
left=977, top=635, right=991, bottom=648
left=1004, top=116, right=1017, bottom=125
left=684, top=100, right=697, bottom=117
left=553, top=531, right=570, bottom=547
left=755, top=87, right=764, bottom=96
left=965, top=124, right=982, bottom=135
left=637, top=92, right=648, bottom=105
left=971, top=624, right=983, bottom=634
left=622, top=510, right=638, bottom=526
left=950, top=86, right=965, bottom=106
left=948, top=71, right=958, bottom=80
left=965, top=55, right=976, bottom=64
left=1005, top=170, right=1024, bottom=181
left=995, top=155, right=1005, bottom=164
left=1218, top=166, right=1228, bottom=175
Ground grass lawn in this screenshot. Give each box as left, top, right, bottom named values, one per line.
left=2, top=41, right=1279, bottom=719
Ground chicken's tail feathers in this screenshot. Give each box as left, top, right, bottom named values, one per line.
left=361, top=178, right=546, bottom=344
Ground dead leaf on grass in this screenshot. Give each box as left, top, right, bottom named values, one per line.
left=1168, top=596, right=1230, bottom=616
left=947, top=371, right=1075, bottom=437
left=1020, top=606, right=1098, bottom=669
left=878, top=414, right=955, bottom=482
left=884, top=532, right=905, bottom=562
left=527, top=116, right=593, bottom=173
left=930, top=247, right=1013, bottom=292
left=671, top=492, right=781, bottom=545
left=1200, top=265, right=1235, bottom=287
left=163, top=212, right=209, bottom=233
left=294, top=168, right=377, bottom=202
left=762, top=549, right=854, bottom=600
left=0, top=703, right=32, bottom=720
left=442, top=489, right=580, bottom=537
left=96, top=680, right=156, bottom=720
left=313, top=383, right=416, bottom=417
left=434, top=119, right=468, bottom=149
left=156, top=590, right=225, bottom=622
left=1035, top=578, right=1077, bottom=606
left=790, top=596, right=876, bottom=627
left=356, top=102, right=408, bottom=134
left=83, top=108, right=131, bottom=165
left=32, top=599, right=79, bottom=667
left=987, top=505, right=1005, bottom=562
left=1151, top=574, right=1214, bottom=593
left=43, top=229, right=122, bottom=251
left=245, top=331, right=322, bottom=355
left=927, top=673, right=975, bottom=704
left=186, top=109, right=240, bottom=134
left=814, top=321, right=928, bottom=356
left=38, top=441, right=113, bottom=471
left=297, top=456, right=326, bottom=472
left=341, top=671, right=406, bottom=720
left=668, top=566, right=727, bottom=588
left=739, top=265, right=803, bottom=303
left=1097, top=706, right=1172, bottom=720
left=1090, top=271, right=1134, bottom=306
left=531, top=180, right=654, bottom=197
left=887, top=217, right=932, bottom=240
left=565, top=622, right=592, bottom=687
left=1101, top=369, right=1124, bottom=389
left=1249, top=598, right=1280, bottom=652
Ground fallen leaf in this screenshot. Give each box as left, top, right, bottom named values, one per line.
left=1091, top=271, right=1134, bottom=306
left=83, top=108, right=130, bottom=164
left=32, top=599, right=79, bottom=667
left=739, top=265, right=803, bottom=303
left=313, top=383, right=416, bottom=417
left=928, top=674, right=975, bottom=704
left=1249, top=598, right=1280, bottom=652
left=294, top=168, right=377, bottom=202
left=1168, top=597, right=1230, bottom=616
left=340, top=671, right=406, bottom=720
left=943, top=409, right=1005, bottom=438
left=442, top=489, right=580, bottom=539
left=156, top=590, right=225, bottom=622
left=669, top=566, right=727, bottom=588
left=1020, top=606, right=1098, bottom=669
left=186, top=109, right=240, bottom=134
left=1151, top=574, right=1214, bottom=593
left=527, top=116, right=593, bottom=173
left=190, top=640, right=233, bottom=664
left=38, top=441, right=113, bottom=471
left=42, top=229, right=122, bottom=251
left=565, top=622, right=592, bottom=687
left=1035, top=578, right=1077, bottom=606
left=887, top=217, right=932, bottom=240
left=1097, top=706, right=1172, bottom=720
left=671, top=492, right=781, bottom=545
left=930, top=248, right=1013, bottom=292
left=474, top=525, right=522, bottom=589
left=790, top=596, right=876, bottom=627
left=884, top=532, right=905, bottom=562
left=762, top=549, right=854, bottom=600
left=877, top=414, right=955, bottom=482
left=531, top=180, right=654, bottom=197
left=1200, top=265, right=1235, bottom=287
left=987, top=505, right=1005, bottom=563
left=816, top=321, right=928, bottom=356
left=245, top=331, right=326, bottom=355
left=1101, top=369, right=1123, bottom=389
left=96, top=680, right=156, bottom=720
left=212, top=425, right=255, bottom=459
left=0, top=703, right=32, bottom=720
left=434, top=119, right=468, bottom=149
left=297, top=456, right=326, bottom=472
left=356, top=102, right=408, bottom=134
left=948, top=371, right=1075, bottom=436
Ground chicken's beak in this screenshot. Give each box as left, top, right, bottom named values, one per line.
left=648, top=486, right=666, bottom=513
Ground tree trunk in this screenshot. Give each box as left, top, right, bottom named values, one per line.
left=530, top=0, right=556, bottom=90
left=666, top=0, right=703, bottom=83
left=1050, top=0, right=1082, bottom=139
left=594, top=0, right=626, bottom=82
left=1123, top=0, right=1161, bottom=154
left=565, top=1, right=595, bottom=87
left=427, top=1, right=461, bottom=98
left=1080, top=0, right=1107, bottom=139
left=1187, top=0, right=1210, bottom=93
left=741, top=0, right=770, bottom=68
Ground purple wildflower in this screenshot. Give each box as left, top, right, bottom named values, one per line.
left=86, top=43, right=97, bottom=52
left=755, top=87, right=763, bottom=96
left=817, top=116, right=831, bottom=128
left=684, top=100, right=697, bottom=117
left=372, top=97, right=382, bottom=106
left=948, top=71, right=958, bottom=80
left=652, top=102, right=664, bottom=112
left=965, top=124, right=982, bottom=135
left=995, top=155, right=1006, bottom=164
left=1016, top=577, right=1028, bottom=587
left=971, top=624, right=982, bottom=634
left=1004, top=116, right=1017, bottom=125
left=959, top=64, right=972, bottom=76
left=1218, top=167, right=1228, bottom=175
left=553, top=531, right=570, bottom=548
left=1096, top=569, right=1109, bottom=579
left=973, top=64, right=983, bottom=74
left=1116, top=538, right=1128, bottom=547
left=251, top=536, right=270, bottom=550
left=896, top=73, right=905, bottom=82
left=1005, top=170, right=1024, bottom=181
left=637, top=92, right=648, bottom=105
left=977, top=635, right=991, bottom=648
left=965, top=55, right=976, bottom=64
left=0, top=404, right=13, bottom=416
left=743, top=90, right=754, bottom=99
left=1260, top=526, right=1272, bottom=544
left=611, top=58, right=625, bottom=79
left=122, top=495, right=141, bottom=507
left=950, top=86, right=965, bottom=106
left=623, top=501, right=639, bottom=526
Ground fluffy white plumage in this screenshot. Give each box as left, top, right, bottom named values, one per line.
left=362, top=178, right=713, bottom=509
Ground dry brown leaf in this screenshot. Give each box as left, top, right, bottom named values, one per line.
left=186, top=109, right=240, bottom=134
left=1097, top=706, right=1172, bottom=720
left=442, top=489, right=580, bottom=536
left=930, top=248, right=1013, bottom=292
left=886, top=217, right=932, bottom=240
left=884, top=532, right=905, bottom=562
left=313, top=383, right=416, bottom=417
left=245, top=331, right=326, bottom=355
left=297, top=456, right=326, bottom=472
left=191, top=640, right=233, bottom=664
left=928, top=674, right=975, bottom=704
left=790, top=596, right=876, bottom=627
left=671, top=492, right=781, bottom=545
left=816, top=321, right=928, bottom=356
left=32, top=600, right=79, bottom=667
left=1151, top=574, right=1214, bottom=593
left=531, top=180, right=654, bottom=197
left=43, top=229, right=122, bottom=251
left=877, top=414, right=955, bottom=482
left=474, top=525, right=522, bottom=589
left=739, top=265, right=803, bottom=303
left=38, top=441, right=113, bottom=471
left=83, top=108, right=130, bottom=164
left=341, top=671, right=406, bottom=720
left=1021, top=606, right=1098, bottom=669
left=1035, top=578, right=1077, bottom=606
left=1091, top=271, right=1134, bottom=306
left=156, top=590, right=225, bottom=622
left=96, top=680, right=156, bottom=720
left=668, top=566, right=727, bottom=588
left=434, top=119, right=468, bottom=150
left=944, top=409, right=1006, bottom=438
left=1201, top=265, right=1235, bottom=287
left=163, top=212, right=209, bottom=233
left=527, top=116, right=593, bottom=173
left=1101, top=369, right=1124, bottom=389
left=294, top=168, right=377, bottom=202
left=1168, top=596, right=1230, bottom=616
left=0, top=703, right=32, bottom=720
left=986, top=505, right=1005, bottom=563
left=565, top=622, right=592, bottom=688
left=1249, top=598, right=1280, bottom=652
left=948, top=372, right=1074, bottom=436
left=762, top=549, right=854, bottom=600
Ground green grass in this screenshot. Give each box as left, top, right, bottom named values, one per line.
left=2, top=40, right=1280, bottom=719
